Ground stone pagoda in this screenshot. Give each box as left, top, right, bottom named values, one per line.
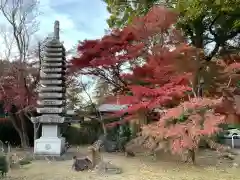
left=32, top=21, right=66, bottom=156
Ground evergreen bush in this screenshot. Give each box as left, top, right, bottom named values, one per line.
left=0, top=153, right=8, bottom=177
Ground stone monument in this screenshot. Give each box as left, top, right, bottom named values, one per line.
left=32, top=21, right=67, bottom=156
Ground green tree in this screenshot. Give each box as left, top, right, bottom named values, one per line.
left=104, top=0, right=159, bottom=29
left=104, top=0, right=240, bottom=60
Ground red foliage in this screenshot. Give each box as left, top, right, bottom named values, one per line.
left=142, top=97, right=226, bottom=154
left=71, top=5, right=240, bottom=156
left=0, top=61, right=38, bottom=113
left=72, top=6, right=195, bottom=111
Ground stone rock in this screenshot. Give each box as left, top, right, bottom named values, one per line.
left=97, top=135, right=128, bottom=153
left=95, top=161, right=122, bottom=174
left=116, top=136, right=128, bottom=151
left=0, top=141, right=7, bottom=153
left=98, top=135, right=118, bottom=152
left=232, top=162, right=239, bottom=167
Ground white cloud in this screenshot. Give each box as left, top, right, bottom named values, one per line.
left=0, top=0, right=109, bottom=59
left=35, top=0, right=90, bottom=50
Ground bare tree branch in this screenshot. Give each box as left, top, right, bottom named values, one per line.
left=0, top=0, right=39, bottom=62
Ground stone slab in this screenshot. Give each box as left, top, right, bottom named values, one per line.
left=39, top=92, right=63, bottom=98
left=45, top=47, right=63, bottom=52
left=45, top=52, right=62, bottom=56
left=37, top=100, right=64, bottom=106
left=46, top=42, right=62, bottom=48
left=40, top=72, right=62, bottom=78
left=32, top=115, right=65, bottom=123
left=41, top=68, right=63, bottom=73
left=37, top=107, right=63, bottom=114
left=43, top=57, right=63, bottom=62
left=39, top=86, right=63, bottom=92
left=34, top=136, right=65, bottom=156
left=40, top=80, right=62, bottom=85
left=41, top=63, right=63, bottom=67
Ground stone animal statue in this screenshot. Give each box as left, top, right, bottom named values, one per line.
left=72, top=156, right=92, bottom=171
left=72, top=139, right=123, bottom=174
left=95, top=161, right=122, bottom=174
left=72, top=140, right=103, bottom=171
left=89, top=139, right=123, bottom=174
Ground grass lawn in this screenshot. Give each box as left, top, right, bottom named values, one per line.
left=8, top=150, right=240, bottom=180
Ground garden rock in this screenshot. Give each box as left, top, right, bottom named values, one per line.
left=98, top=135, right=118, bottom=152
left=0, top=141, right=7, bottom=153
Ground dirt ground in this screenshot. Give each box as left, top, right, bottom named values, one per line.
left=7, top=148, right=240, bottom=180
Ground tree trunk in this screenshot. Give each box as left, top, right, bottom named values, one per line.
left=133, top=111, right=148, bottom=135
left=8, top=112, right=29, bottom=148
left=101, top=121, right=107, bottom=135
left=19, top=132, right=28, bottom=149
left=130, top=121, right=137, bottom=137
left=189, top=149, right=196, bottom=164
left=18, top=112, right=29, bottom=148
left=33, top=123, right=37, bottom=141
left=33, top=123, right=40, bottom=141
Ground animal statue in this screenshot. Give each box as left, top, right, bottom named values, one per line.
left=90, top=139, right=123, bottom=174
left=95, top=161, right=122, bottom=174
left=72, top=156, right=92, bottom=171
left=72, top=139, right=123, bottom=174
left=72, top=140, right=103, bottom=171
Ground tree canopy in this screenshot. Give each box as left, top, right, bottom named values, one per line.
left=71, top=6, right=240, bottom=163
left=104, top=0, right=240, bottom=61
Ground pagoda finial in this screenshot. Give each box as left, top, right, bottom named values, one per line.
left=54, top=20, right=60, bottom=40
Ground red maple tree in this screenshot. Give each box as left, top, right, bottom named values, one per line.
left=72, top=6, right=240, bottom=163
left=0, top=60, right=39, bottom=147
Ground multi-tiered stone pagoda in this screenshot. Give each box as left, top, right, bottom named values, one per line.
left=32, top=21, right=66, bottom=156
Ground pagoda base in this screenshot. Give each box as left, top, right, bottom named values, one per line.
left=34, top=136, right=66, bottom=156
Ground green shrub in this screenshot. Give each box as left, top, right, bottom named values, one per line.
left=0, top=153, right=8, bottom=177
left=64, top=121, right=102, bottom=145
left=19, top=159, right=31, bottom=165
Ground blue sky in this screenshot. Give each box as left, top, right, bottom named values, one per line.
left=0, top=0, right=110, bottom=57
left=37, top=0, right=110, bottom=50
